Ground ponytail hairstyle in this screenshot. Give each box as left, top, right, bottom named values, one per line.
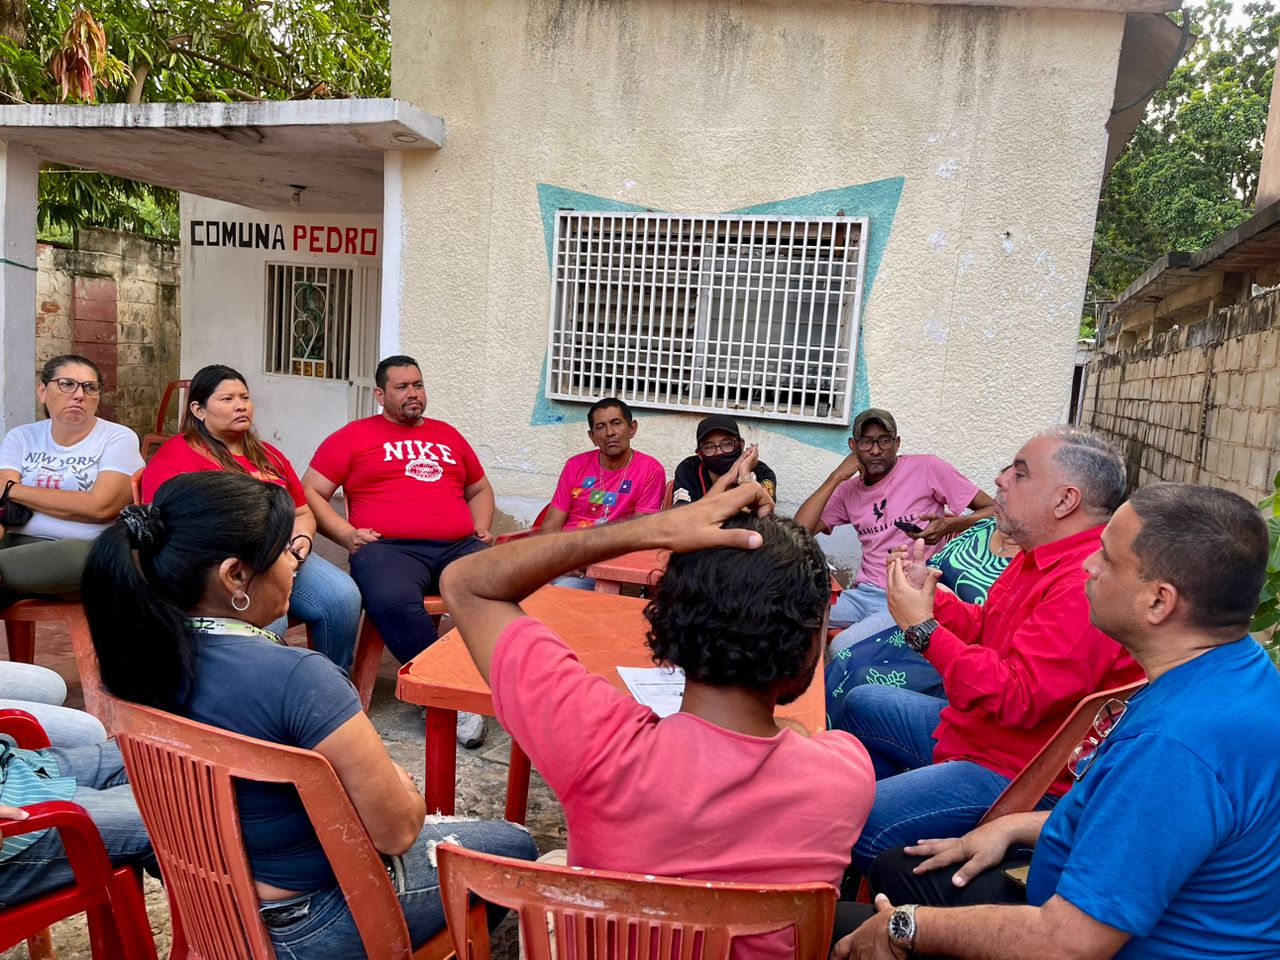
left=181, top=364, right=284, bottom=481
left=82, top=472, right=295, bottom=712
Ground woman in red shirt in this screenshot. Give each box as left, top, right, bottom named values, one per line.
left=142, top=365, right=361, bottom=671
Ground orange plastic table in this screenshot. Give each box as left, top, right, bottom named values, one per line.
left=584, top=548, right=669, bottom=593
left=396, top=585, right=826, bottom=822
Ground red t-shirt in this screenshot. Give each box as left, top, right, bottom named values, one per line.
left=491, top=616, right=873, bottom=960
left=141, top=435, right=306, bottom=506
left=925, top=525, right=1145, bottom=795
left=308, top=415, right=484, bottom=541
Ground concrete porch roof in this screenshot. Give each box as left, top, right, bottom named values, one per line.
left=0, top=98, right=444, bottom=213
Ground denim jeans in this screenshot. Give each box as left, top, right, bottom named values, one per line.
left=835, top=685, right=1056, bottom=873
left=828, top=582, right=897, bottom=655
left=550, top=574, right=596, bottom=591
left=263, top=815, right=538, bottom=959
left=0, top=661, right=108, bottom=747
left=266, top=554, right=362, bottom=672
left=0, top=741, right=156, bottom=907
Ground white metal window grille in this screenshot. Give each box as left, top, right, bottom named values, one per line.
left=264, top=263, right=355, bottom=380
left=546, top=212, right=868, bottom=425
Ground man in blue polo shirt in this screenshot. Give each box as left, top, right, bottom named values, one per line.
left=833, top=481, right=1280, bottom=960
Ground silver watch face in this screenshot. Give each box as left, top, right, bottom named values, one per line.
left=888, top=907, right=916, bottom=945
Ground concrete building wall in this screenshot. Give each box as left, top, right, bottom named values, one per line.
left=180, top=195, right=382, bottom=471
left=35, top=229, right=181, bottom=436
left=1083, top=289, right=1280, bottom=502
left=390, top=0, right=1126, bottom=556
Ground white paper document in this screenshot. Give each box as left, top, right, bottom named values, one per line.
left=617, top=665, right=686, bottom=717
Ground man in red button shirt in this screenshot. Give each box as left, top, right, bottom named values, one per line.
left=833, top=427, right=1144, bottom=874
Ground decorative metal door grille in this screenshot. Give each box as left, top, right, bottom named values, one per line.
left=264, top=264, right=355, bottom=380
left=546, top=212, right=867, bottom=425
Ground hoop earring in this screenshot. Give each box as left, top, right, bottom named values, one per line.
left=231, top=591, right=251, bottom=612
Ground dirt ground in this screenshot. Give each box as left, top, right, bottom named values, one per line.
left=1, top=618, right=567, bottom=960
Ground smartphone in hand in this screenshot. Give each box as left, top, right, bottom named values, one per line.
left=894, top=519, right=924, bottom=535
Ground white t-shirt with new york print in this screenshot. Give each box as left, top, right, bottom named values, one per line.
left=0, top=418, right=144, bottom=541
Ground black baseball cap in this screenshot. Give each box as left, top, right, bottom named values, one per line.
left=852, top=408, right=897, bottom=436
left=696, top=414, right=742, bottom=443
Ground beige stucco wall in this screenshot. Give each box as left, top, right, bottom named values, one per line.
left=391, top=0, right=1125, bottom=556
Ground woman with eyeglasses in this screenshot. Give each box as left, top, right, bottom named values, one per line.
left=140, top=364, right=361, bottom=671
left=0, top=354, right=143, bottom=607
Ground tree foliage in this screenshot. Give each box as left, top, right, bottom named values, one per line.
left=1090, top=0, right=1280, bottom=304
left=0, top=1, right=389, bottom=240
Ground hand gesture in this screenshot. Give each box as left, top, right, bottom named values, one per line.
left=914, top=514, right=960, bottom=545
left=345, top=527, right=382, bottom=554
left=903, top=816, right=1022, bottom=888
left=831, top=895, right=909, bottom=960
left=886, top=539, right=929, bottom=591
left=733, top=444, right=760, bottom=482
left=0, top=805, right=29, bottom=822
left=833, top=450, right=863, bottom=483
left=474, top=528, right=495, bottom=545
left=886, top=547, right=941, bottom=629
left=652, top=482, right=774, bottom=554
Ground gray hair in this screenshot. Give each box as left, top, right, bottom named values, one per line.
left=1037, top=427, right=1126, bottom=517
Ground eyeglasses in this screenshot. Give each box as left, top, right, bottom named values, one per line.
left=44, top=377, right=102, bottom=397
left=1066, top=698, right=1130, bottom=782
left=698, top=438, right=740, bottom=456
left=854, top=435, right=897, bottom=451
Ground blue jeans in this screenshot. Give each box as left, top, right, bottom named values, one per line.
left=828, top=583, right=897, bottom=655
left=266, top=554, right=362, bottom=672
left=835, top=685, right=1056, bottom=873
left=0, top=741, right=156, bottom=907
left=263, top=816, right=538, bottom=959
left=0, top=661, right=107, bottom=746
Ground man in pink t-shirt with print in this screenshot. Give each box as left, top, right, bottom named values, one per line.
left=796, top=408, right=994, bottom=654
left=440, top=484, right=874, bottom=960
left=540, top=398, right=665, bottom=588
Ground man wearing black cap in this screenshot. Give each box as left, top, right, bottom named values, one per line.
left=796, top=408, right=993, bottom=654
left=671, top=414, right=778, bottom=507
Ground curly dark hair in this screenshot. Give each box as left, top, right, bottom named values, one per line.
left=644, top=514, right=829, bottom=698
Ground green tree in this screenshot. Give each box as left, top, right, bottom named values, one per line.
left=0, top=1, right=389, bottom=240
left=1089, top=0, right=1280, bottom=306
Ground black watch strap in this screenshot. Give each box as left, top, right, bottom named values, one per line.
left=903, top=618, right=938, bottom=653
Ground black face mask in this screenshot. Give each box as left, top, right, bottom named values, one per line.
left=701, top=451, right=740, bottom=476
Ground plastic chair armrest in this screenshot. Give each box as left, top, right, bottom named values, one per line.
left=493, top=529, right=537, bottom=545
left=0, top=710, right=52, bottom=749
left=1, top=801, right=120, bottom=898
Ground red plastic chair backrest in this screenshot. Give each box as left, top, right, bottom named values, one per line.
left=978, top=679, right=1147, bottom=825
left=0, top=600, right=106, bottom=724
left=154, top=380, right=191, bottom=435
left=108, top=696, right=415, bottom=959
left=661, top=479, right=674, bottom=510
left=437, top=845, right=836, bottom=960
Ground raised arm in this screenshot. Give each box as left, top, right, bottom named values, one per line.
left=794, top=451, right=861, bottom=534
left=916, top=490, right=998, bottom=546
left=301, top=468, right=380, bottom=553
left=441, top=484, right=775, bottom=681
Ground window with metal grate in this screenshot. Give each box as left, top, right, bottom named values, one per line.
left=263, top=263, right=355, bottom=381
left=546, top=212, right=867, bottom=425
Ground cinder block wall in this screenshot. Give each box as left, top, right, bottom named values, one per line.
left=1085, top=289, right=1280, bottom=502
left=36, top=229, right=181, bottom=437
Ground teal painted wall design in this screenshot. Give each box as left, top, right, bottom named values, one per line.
left=531, top=178, right=904, bottom=453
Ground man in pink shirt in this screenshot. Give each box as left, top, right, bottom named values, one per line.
left=441, top=485, right=874, bottom=960
left=796, top=408, right=993, bottom=654
left=540, top=397, right=666, bottom=588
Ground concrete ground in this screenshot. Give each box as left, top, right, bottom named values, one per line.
left=1, top=540, right=566, bottom=959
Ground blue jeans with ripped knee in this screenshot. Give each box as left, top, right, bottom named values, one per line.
left=262, top=816, right=538, bottom=959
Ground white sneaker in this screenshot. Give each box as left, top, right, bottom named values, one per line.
left=456, top=711, right=486, bottom=749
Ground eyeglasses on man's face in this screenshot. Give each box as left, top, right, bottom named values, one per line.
left=854, top=435, right=897, bottom=451
left=1067, top=698, right=1129, bottom=782
left=699, top=438, right=740, bottom=456
left=44, top=377, right=103, bottom=397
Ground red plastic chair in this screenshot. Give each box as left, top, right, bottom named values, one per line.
left=978, top=679, right=1147, bottom=826
left=437, top=844, right=837, bottom=960
left=493, top=504, right=552, bottom=545
left=109, top=696, right=465, bottom=960
left=141, top=380, right=190, bottom=461
left=0, top=710, right=157, bottom=960
left=349, top=598, right=448, bottom=711
left=0, top=599, right=107, bottom=723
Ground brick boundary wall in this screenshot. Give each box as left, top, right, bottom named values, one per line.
left=1085, top=288, right=1280, bottom=503
left=36, top=229, right=181, bottom=438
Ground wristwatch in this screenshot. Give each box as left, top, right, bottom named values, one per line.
left=887, top=903, right=918, bottom=954
left=903, top=619, right=938, bottom=654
